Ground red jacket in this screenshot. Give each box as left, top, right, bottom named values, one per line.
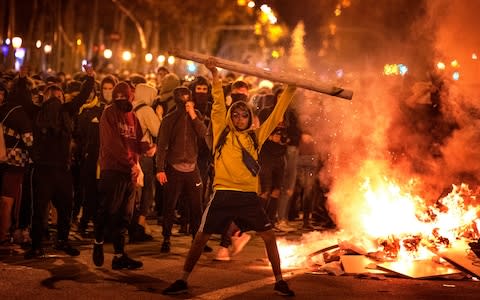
left=99, top=103, right=149, bottom=174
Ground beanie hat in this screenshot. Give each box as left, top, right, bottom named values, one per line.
left=112, top=81, right=132, bottom=101
left=159, top=73, right=180, bottom=102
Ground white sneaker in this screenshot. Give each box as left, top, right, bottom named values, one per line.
left=231, top=232, right=251, bottom=256
left=276, top=221, right=296, bottom=232
left=214, top=247, right=231, bottom=261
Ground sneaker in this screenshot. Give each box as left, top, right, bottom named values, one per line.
left=214, top=247, right=231, bottom=261
left=203, top=244, right=213, bottom=253
left=112, top=254, right=143, bottom=270
left=274, top=280, right=295, bottom=296
left=231, top=232, right=251, bottom=256
left=24, top=247, right=45, bottom=259
left=162, top=279, right=188, bottom=295
left=276, top=221, right=296, bottom=233
left=92, top=243, right=104, bottom=267
left=54, top=241, right=80, bottom=256
left=160, top=240, right=170, bottom=253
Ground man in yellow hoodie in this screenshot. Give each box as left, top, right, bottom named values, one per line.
left=162, top=58, right=296, bottom=297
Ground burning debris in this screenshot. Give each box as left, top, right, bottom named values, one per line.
left=276, top=182, right=480, bottom=280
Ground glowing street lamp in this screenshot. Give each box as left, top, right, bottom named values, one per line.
left=145, top=53, right=153, bottom=63
left=103, top=48, right=113, bottom=59
left=157, top=55, right=166, bottom=64
left=44, top=44, right=52, bottom=54
left=11, top=37, right=22, bottom=49
left=35, top=40, right=42, bottom=48
left=167, top=55, right=175, bottom=65
left=122, top=50, right=132, bottom=61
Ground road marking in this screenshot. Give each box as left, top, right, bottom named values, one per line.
left=190, top=268, right=304, bottom=300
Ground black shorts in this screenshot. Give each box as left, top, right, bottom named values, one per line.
left=199, top=190, right=273, bottom=234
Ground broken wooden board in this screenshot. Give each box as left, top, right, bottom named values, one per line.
left=340, top=255, right=388, bottom=275
left=438, top=247, right=480, bottom=278
left=377, top=259, right=461, bottom=279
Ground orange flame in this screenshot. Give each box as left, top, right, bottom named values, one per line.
left=277, top=176, right=480, bottom=268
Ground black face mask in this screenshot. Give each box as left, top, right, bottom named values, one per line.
left=195, top=93, right=209, bottom=105
left=115, top=99, right=133, bottom=112
left=230, top=93, right=248, bottom=103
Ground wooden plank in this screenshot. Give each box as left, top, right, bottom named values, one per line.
left=169, top=48, right=354, bottom=100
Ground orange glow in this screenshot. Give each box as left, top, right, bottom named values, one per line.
left=277, top=161, right=480, bottom=268
left=450, top=59, right=459, bottom=68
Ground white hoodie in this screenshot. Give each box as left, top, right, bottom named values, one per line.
left=133, top=83, right=160, bottom=143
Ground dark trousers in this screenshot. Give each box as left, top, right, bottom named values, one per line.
left=138, top=155, right=155, bottom=216
left=31, top=166, right=73, bottom=249
left=95, top=170, right=135, bottom=254
left=162, top=166, right=203, bottom=240
left=78, top=158, right=99, bottom=228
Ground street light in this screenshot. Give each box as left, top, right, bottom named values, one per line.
left=11, top=37, right=23, bottom=70
left=167, top=55, right=175, bottom=65
left=11, top=37, right=22, bottom=49
left=122, top=50, right=132, bottom=62
left=103, top=48, right=113, bottom=59
left=44, top=44, right=52, bottom=54
left=145, top=53, right=153, bottom=63
left=157, top=55, right=166, bottom=65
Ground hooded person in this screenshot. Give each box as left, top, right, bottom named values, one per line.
left=129, top=83, right=160, bottom=242
left=158, top=73, right=180, bottom=114
left=162, top=58, right=297, bottom=296
left=93, top=81, right=155, bottom=270
left=73, top=79, right=108, bottom=236
left=25, top=66, right=95, bottom=260
left=155, top=86, right=212, bottom=254
left=189, top=76, right=212, bottom=116
left=99, top=75, right=118, bottom=105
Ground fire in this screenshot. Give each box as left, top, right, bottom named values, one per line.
left=277, top=175, right=480, bottom=269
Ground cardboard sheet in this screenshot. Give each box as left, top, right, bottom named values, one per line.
left=377, top=259, right=460, bottom=279
left=340, top=255, right=388, bottom=275
left=438, top=247, right=480, bottom=278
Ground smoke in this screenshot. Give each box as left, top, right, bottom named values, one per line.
left=286, top=0, right=480, bottom=236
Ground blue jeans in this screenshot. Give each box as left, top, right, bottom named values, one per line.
left=277, top=146, right=298, bottom=221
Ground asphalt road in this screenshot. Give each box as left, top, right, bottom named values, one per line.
left=1, top=222, right=479, bottom=299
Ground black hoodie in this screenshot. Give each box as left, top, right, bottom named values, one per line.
left=32, top=76, right=94, bottom=168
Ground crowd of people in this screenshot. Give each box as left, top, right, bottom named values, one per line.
left=0, top=60, right=335, bottom=296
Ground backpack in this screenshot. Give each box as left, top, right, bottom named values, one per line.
left=0, top=105, right=21, bottom=162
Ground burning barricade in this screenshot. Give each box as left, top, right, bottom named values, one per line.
left=276, top=181, right=480, bottom=280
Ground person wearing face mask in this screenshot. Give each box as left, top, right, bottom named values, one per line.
left=25, top=66, right=95, bottom=259
left=92, top=81, right=156, bottom=270
left=226, top=80, right=249, bottom=107
left=99, top=75, right=117, bottom=105
left=155, top=86, right=209, bottom=254
left=162, top=58, right=297, bottom=297
left=189, top=76, right=213, bottom=214
left=73, top=81, right=107, bottom=237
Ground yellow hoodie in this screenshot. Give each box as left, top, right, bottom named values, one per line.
left=211, top=80, right=296, bottom=193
